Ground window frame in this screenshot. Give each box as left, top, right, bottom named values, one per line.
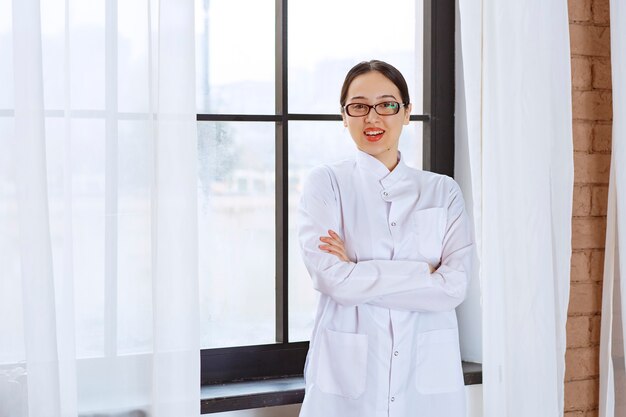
left=199, top=0, right=455, bottom=386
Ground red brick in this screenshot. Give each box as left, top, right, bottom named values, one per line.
left=592, top=0, right=610, bottom=24
left=591, top=185, right=609, bottom=216
left=570, top=24, right=611, bottom=57
left=564, top=378, right=599, bottom=411
left=572, top=90, right=612, bottom=121
left=590, top=250, right=606, bottom=282
left=569, top=0, right=593, bottom=22
left=592, top=123, right=612, bottom=153
left=566, top=4, right=610, bottom=412
left=572, top=56, right=593, bottom=89
left=571, top=250, right=591, bottom=281
left=573, top=122, right=593, bottom=152
left=567, top=315, right=592, bottom=347
left=592, top=57, right=612, bottom=89
left=568, top=282, right=602, bottom=314
left=574, top=153, right=611, bottom=184
left=565, top=347, right=599, bottom=381
left=590, top=315, right=601, bottom=344
left=573, top=185, right=592, bottom=217
left=572, top=217, right=608, bottom=249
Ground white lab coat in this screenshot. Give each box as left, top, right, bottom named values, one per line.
left=297, top=150, right=473, bottom=417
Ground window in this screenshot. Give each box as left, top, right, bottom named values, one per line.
left=197, top=0, right=455, bottom=385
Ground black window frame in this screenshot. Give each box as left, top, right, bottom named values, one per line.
left=199, top=0, right=455, bottom=387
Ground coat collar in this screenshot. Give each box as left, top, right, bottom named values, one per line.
left=355, top=149, right=409, bottom=188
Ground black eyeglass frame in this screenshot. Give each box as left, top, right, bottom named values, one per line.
left=343, top=101, right=409, bottom=117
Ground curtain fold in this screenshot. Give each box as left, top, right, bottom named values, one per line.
left=0, top=0, right=199, bottom=416
left=599, top=1, right=626, bottom=416
left=455, top=0, right=483, bottom=364
left=12, top=0, right=62, bottom=414
left=456, top=1, right=573, bottom=416
left=151, top=1, right=199, bottom=415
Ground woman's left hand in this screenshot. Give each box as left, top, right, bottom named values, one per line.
left=319, top=229, right=350, bottom=262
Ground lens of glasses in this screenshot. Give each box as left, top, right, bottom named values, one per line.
left=346, top=103, right=370, bottom=116
left=376, top=101, right=400, bottom=115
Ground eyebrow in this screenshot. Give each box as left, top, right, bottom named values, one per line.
left=349, top=94, right=398, bottom=101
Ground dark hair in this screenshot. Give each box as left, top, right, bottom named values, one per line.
left=339, top=60, right=411, bottom=112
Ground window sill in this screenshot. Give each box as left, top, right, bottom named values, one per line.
left=201, top=361, right=482, bottom=414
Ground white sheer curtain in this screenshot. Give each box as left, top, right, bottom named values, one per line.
left=0, top=1, right=199, bottom=416
left=456, top=1, right=573, bottom=416
left=599, top=1, right=626, bottom=416
left=454, top=0, right=483, bottom=364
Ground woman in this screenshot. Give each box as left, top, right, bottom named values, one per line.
left=297, top=60, right=473, bottom=417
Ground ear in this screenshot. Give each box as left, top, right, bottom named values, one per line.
left=403, top=103, right=412, bottom=125
left=342, top=113, right=348, bottom=127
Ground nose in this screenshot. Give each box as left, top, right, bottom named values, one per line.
left=364, top=106, right=381, bottom=123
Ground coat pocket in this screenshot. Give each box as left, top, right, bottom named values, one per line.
left=415, top=328, right=464, bottom=394
left=315, top=328, right=368, bottom=399
left=411, top=207, right=446, bottom=262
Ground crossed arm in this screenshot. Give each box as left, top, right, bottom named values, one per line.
left=298, top=166, right=473, bottom=312
left=319, top=229, right=438, bottom=274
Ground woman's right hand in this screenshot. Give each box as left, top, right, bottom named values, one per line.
left=318, top=229, right=350, bottom=262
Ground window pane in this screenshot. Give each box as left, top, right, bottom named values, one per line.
left=195, top=0, right=275, bottom=114
left=288, top=0, right=423, bottom=115
left=0, top=117, right=24, bottom=364
left=67, top=0, right=106, bottom=111
left=44, top=118, right=108, bottom=358
left=117, top=120, right=153, bottom=355
left=288, top=122, right=355, bottom=342
left=398, top=122, right=423, bottom=170
left=288, top=121, right=423, bottom=341
left=69, top=119, right=107, bottom=358
left=34, top=118, right=158, bottom=359
left=40, top=0, right=67, bottom=111
left=118, top=1, right=151, bottom=113
left=198, top=121, right=275, bottom=348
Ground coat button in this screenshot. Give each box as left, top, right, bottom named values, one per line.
left=383, top=191, right=389, bottom=197
left=394, top=351, right=399, bottom=356
left=391, top=221, right=397, bottom=227
left=390, top=397, right=395, bottom=402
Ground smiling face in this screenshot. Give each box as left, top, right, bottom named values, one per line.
left=342, top=71, right=411, bottom=170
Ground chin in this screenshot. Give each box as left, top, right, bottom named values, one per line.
left=360, top=141, right=389, bottom=153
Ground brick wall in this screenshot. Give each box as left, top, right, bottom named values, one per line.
left=565, top=0, right=612, bottom=416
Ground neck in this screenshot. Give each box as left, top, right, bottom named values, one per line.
left=376, top=149, right=399, bottom=171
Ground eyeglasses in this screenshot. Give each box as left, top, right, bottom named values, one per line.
left=343, top=101, right=406, bottom=117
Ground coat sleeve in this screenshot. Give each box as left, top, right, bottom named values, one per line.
left=367, top=178, right=474, bottom=312
left=298, top=165, right=437, bottom=307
